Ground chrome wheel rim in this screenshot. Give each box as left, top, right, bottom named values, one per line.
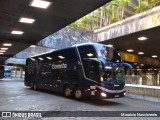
left=75, top=89, right=81, bottom=98
left=65, top=88, right=71, bottom=96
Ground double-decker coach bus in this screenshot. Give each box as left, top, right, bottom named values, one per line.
left=25, top=43, right=132, bottom=100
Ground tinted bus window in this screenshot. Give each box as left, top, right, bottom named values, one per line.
left=97, top=45, right=122, bottom=63
left=78, top=45, right=100, bottom=82
left=49, top=48, right=77, bottom=62
left=78, top=45, right=97, bottom=59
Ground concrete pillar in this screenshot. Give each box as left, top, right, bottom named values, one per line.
left=20, top=67, right=23, bottom=78
left=10, top=69, right=13, bottom=78
left=142, top=70, right=147, bottom=85
left=15, top=68, right=17, bottom=78
left=152, top=74, right=157, bottom=86
left=158, top=71, right=160, bottom=86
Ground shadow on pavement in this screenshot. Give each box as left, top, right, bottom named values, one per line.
left=81, top=98, right=121, bottom=106
left=25, top=87, right=121, bottom=106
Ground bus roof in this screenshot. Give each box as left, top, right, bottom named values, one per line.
left=72, top=42, right=99, bottom=47
left=73, top=43, right=114, bottom=48
left=28, top=43, right=114, bottom=59
left=28, top=49, right=55, bottom=58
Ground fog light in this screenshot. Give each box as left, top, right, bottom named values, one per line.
left=101, top=92, right=107, bottom=97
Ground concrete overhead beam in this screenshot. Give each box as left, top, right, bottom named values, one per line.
left=94, top=6, right=160, bottom=41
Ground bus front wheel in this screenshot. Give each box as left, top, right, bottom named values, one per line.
left=74, top=87, right=82, bottom=100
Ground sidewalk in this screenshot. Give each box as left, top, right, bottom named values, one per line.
left=0, top=77, right=24, bottom=81
left=126, top=94, right=160, bottom=103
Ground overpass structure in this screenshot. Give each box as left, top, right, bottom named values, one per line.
left=92, top=6, right=160, bottom=68
left=0, top=0, right=111, bottom=63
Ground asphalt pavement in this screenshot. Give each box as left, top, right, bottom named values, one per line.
left=0, top=78, right=159, bottom=120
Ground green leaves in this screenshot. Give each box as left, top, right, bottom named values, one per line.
left=68, top=0, right=160, bottom=30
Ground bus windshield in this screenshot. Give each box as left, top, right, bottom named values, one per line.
left=78, top=44, right=124, bottom=84
left=101, top=66, right=125, bottom=84
left=96, top=44, right=124, bottom=84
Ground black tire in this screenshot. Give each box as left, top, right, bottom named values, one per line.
left=74, top=87, right=82, bottom=100
left=30, top=82, right=34, bottom=89
left=33, top=82, right=38, bottom=90
left=64, top=86, right=72, bottom=98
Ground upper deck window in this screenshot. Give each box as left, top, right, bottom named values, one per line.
left=78, top=45, right=97, bottom=59
left=96, top=44, right=122, bottom=63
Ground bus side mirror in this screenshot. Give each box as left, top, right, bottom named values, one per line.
left=122, top=62, right=133, bottom=73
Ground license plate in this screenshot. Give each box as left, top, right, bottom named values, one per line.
left=115, top=95, right=119, bottom=98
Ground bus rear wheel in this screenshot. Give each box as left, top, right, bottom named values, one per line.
left=74, top=87, right=82, bottom=100
left=33, top=82, right=37, bottom=90
left=64, top=86, right=72, bottom=98
left=30, top=82, right=34, bottom=89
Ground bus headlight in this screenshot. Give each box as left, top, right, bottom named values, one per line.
left=101, top=92, right=107, bottom=97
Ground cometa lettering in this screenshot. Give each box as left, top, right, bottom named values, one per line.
left=52, top=63, right=67, bottom=69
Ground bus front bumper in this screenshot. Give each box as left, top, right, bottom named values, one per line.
left=99, top=91, right=125, bottom=99
left=95, top=85, right=125, bottom=98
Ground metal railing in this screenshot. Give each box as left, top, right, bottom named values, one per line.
left=125, top=75, right=160, bottom=86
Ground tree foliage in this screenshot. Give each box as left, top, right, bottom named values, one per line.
left=68, top=0, right=160, bottom=31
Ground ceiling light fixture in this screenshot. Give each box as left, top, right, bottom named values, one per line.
left=0, top=50, right=6, bottom=52
left=138, top=37, right=147, bottom=41
left=30, top=0, right=51, bottom=9
left=58, top=56, right=65, bottom=59
left=1, top=48, right=8, bottom=50
left=3, top=43, right=12, bottom=46
left=30, top=45, right=36, bottom=47
left=152, top=55, right=158, bottom=58
left=46, top=57, right=52, bottom=60
left=134, top=63, right=137, bottom=65
left=127, top=49, right=134, bottom=52
left=11, top=30, right=24, bottom=35
left=138, top=52, right=144, bottom=55
left=38, top=57, right=44, bottom=60
left=87, top=53, right=93, bottom=57
left=107, top=44, right=113, bottom=47
left=30, top=58, right=35, bottom=61
left=0, top=53, right=4, bottom=55
left=19, top=17, right=35, bottom=24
